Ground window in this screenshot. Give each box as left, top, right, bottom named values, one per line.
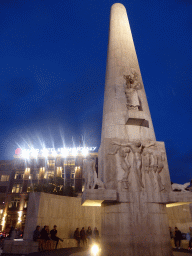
left=23, top=200, right=28, bottom=209
left=47, top=171, right=54, bottom=179
left=0, top=175, right=9, bottom=181
left=71, top=173, right=75, bottom=179
left=8, top=197, right=20, bottom=209
left=57, top=167, right=62, bottom=177
left=14, top=172, right=24, bottom=180
left=47, top=160, right=55, bottom=169
left=12, top=184, right=22, bottom=193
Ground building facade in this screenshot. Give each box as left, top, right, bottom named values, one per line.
left=0, top=149, right=98, bottom=232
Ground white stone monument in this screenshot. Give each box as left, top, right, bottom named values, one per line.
left=82, top=3, right=192, bottom=256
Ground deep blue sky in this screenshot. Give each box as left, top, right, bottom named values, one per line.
left=0, top=0, right=191, bottom=183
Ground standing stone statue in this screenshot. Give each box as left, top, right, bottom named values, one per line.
left=83, top=156, right=95, bottom=189
left=123, top=69, right=142, bottom=110
left=83, top=156, right=104, bottom=189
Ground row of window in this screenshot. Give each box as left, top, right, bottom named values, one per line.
left=0, top=175, right=9, bottom=182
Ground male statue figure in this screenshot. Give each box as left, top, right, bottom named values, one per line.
left=83, top=155, right=96, bottom=189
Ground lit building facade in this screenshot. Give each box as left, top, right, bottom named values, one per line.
left=0, top=148, right=98, bottom=232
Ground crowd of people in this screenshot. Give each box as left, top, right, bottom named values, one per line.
left=74, top=226, right=99, bottom=247
left=169, top=226, right=192, bottom=250
left=33, top=225, right=63, bottom=251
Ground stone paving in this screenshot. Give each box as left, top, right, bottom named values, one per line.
left=27, top=247, right=192, bottom=256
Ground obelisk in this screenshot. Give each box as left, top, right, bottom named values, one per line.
left=98, top=3, right=173, bottom=255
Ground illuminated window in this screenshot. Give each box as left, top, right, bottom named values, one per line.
left=25, top=168, right=30, bottom=173
left=47, top=160, right=55, bottom=169
left=12, top=184, right=22, bottom=193
left=57, top=167, right=62, bottom=177
left=23, top=201, right=28, bottom=209
left=39, top=167, right=45, bottom=179
left=9, top=197, right=20, bottom=209
left=47, top=171, right=54, bottom=179
left=27, top=186, right=31, bottom=193
left=0, top=209, right=3, bottom=214
left=0, top=175, right=9, bottom=181
left=14, top=172, right=24, bottom=180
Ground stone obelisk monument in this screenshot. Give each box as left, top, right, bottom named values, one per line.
left=98, top=3, right=173, bottom=255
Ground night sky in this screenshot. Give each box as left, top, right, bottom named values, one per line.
left=0, top=0, right=191, bottom=184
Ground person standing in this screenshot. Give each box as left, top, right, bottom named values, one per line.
left=174, top=227, right=182, bottom=249
left=80, top=227, right=87, bottom=247
left=86, top=226, right=92, bottom=246
left=50, top=225, right=63, bottom=249
left=188, top=227, right=192, bottom=250
left=33, top=226, right=41, bottom=251
left=74, top=228, right=80, bottom=247
left=93, top=227, right=99, bottom=242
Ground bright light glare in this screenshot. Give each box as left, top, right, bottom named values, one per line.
left=91, top=244, right=99, bottom=256
left=61, top=148, right=68, bottom=157
left=31, top=148, right=38, bottom=158
left=52, top=150, right=57, bottom=157
left=82, top=148, right=88, bottom=157
left=22, top=149, right=29, bottom=159
left=42, top=148, right=48, bottom=157
left=72, top=148, right=77, bottom=156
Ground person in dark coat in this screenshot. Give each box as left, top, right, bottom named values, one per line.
left=80, top=227, right=87, bottom=246
left=33, top=226, right=41, bottom=251
left=93, top=227, right=99, bottom=242
left=50, top=225, right=63, bottom=249
left=74, top=228, right=80, bottom=247
left=86, top=226, right=92, bottom=245
left=174, top=227, right=182, bottom=249
left=33, top=226, right=41, bottom=241
left=40, top=226, right=49, bottom=241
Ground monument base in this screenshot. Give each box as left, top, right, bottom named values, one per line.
left=100, top=199, right=173, bottom=256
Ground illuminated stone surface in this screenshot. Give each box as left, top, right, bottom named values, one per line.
left=81, top=3, right=192, bottom=256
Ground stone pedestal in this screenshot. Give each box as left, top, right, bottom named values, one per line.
left=101, top=200, right=172, bottom=256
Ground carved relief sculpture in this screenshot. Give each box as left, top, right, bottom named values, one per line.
left=108, top=145, right=131, bottom=189
left=123, top=69, right=142, bottom=110
left=112, top=141, right=155, bottom=189
left=142, top=146, right=165, bottom=192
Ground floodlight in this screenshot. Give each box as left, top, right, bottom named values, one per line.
left=82, top=148, right=88, bottom=157
left=31, top=148, right=38, bottom=158
left=91, top=244, right=100, bottom=256
left=52, top=150, right=57, bottom=157
left=72, top=148, right=77, bottom=156
left=21, top=149, right=29, bottom=159
left=42, top=148, right=48, bottom=157
left=61, top=148, right=68, bottom=157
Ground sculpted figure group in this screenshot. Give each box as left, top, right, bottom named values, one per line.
left=109, top=140, right=165, bottom=191
left=83, top=141, right=166, bottom=192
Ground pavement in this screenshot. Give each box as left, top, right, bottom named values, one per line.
left=27, top=247, right=192, bottom=256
